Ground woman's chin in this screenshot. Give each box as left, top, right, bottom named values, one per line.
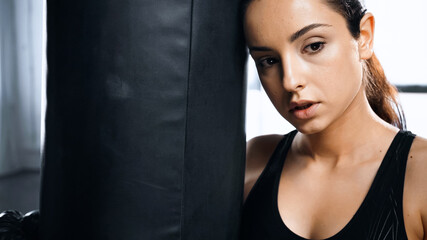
left=291, top=121, right=325, bottom=135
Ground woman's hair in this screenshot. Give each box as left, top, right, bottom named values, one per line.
left=242, top=0, right=406, bottom=130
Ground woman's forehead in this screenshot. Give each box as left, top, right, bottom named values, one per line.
left=244, top=0, right=345, bottom=45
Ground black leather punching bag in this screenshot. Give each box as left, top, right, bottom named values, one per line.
left=40, top=1, right=246, bottom=239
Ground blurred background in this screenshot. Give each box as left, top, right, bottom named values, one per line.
left=0, top=0, right=44, bottom=213
left=1, top=0, right=426, bottom=213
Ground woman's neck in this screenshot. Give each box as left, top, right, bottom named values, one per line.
left=294, top=89, right=399, bottom=167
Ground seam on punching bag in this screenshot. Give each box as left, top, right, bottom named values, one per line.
left=181, top=0, right=195, bottom=239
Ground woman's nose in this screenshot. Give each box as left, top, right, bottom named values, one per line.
left=281, top=55, right=305, bottom=92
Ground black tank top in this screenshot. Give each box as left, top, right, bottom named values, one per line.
left=241, top=130, right=416, bottom=240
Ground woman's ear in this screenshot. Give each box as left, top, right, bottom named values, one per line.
left=358, top=12, right=375, bottom=60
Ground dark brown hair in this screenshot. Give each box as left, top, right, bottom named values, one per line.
left=242, top=0, right=406, bottom=129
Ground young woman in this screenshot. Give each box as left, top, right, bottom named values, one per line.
left=241, top=0, right=427, bottom=239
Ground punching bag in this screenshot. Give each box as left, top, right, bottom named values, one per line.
left=40, top=0, right=246, bottom=240
left=40, top=0, right=247, bottom=239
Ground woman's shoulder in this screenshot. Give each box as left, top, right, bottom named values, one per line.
left=407, top=135, right=427, bottom=183
left=244, top=133, right=286, bottom=201
left=246, top=130, right=297, bottom=161
left=409, top=134, right=427, bottom=155
left=404, top=134, right=427, bottom=238
left=246, top=134, right=285, bottom=164
left=406, top=134, right=427, bottom=192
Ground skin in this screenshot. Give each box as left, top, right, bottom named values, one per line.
left=243, top=0, right=427, bottom=239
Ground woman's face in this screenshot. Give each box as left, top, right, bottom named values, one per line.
left=244, top=0, right=369, bottom=134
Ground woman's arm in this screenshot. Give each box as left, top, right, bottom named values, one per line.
left=404, top=136, right=427, bottom=240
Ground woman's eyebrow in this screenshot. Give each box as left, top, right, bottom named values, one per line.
left=290, top=23, right=332, bottom=42
left=248, top=23, right=332, bottom=52
left=248, top=46, right=273, bottom=52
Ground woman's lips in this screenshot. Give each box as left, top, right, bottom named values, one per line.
left=289, top=102, right=320, bottom=120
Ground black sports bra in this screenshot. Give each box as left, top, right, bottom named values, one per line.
left=241, top=130, right=415, bottom=240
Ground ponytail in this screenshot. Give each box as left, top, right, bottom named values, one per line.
left=321, top=0, right=407, bottom=129
left=364, top=53, right=406, bottom=130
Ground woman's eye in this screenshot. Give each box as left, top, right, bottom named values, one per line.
left=258, top=58, right=279, bottom=68
left=303, top=42, right=325, bottom=54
